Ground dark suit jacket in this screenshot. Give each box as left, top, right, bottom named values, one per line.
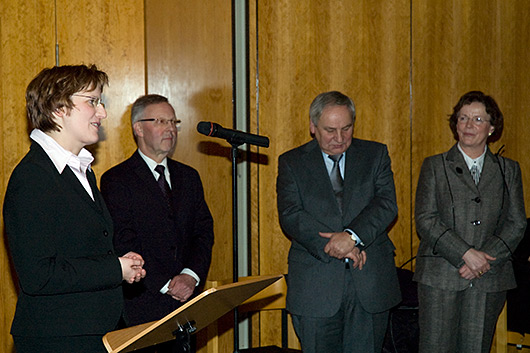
left=277, top=138, right=401, bottom=317
left=414, top=144, right=527, bottom=292
left=3, top=142, right=123, bottom=337
left=100, top=150, right=214, bottom=325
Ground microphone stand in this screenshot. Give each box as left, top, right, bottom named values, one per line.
left=198, top=132, right=267, bottom=352
left=230, top=141, right=243, bottom=353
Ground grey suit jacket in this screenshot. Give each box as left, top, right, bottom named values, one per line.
left=414, top=144, right=526, bottom=292
left=277, top=138, right=401, bottom=317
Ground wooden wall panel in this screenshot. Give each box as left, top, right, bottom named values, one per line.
left=0, top=1, right=145, bottom=351
left=145, top=0, right=233, bottom=289
left=2, top=1, right=530, bottom=352
left=0, top=1, right=56, bottom=351
left=144, top=1, right=234, bottom=352
left=255, top=0, right=412, bottom=273
left=250, top=0, right=411, bottom=348
left=55, top=0, right=146, bottom=178
left=411, top=0, right=530, bottom=262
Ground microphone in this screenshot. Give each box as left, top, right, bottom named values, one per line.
left=197, top=121, right=270, bottom=148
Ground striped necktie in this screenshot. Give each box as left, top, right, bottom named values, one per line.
left=154, top=165, right=172, bottom=208
left=470, top=164, right=480, bottom=185
left=329, top=154, right=344, bottom=211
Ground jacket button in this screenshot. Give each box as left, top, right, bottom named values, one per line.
left=471, top=220, right=481, bottom=226
left=103, top=230, right=109, bottom=237
left=473, top=197, right=481, bottom=203
left=107, top=250, right=113, bottom=255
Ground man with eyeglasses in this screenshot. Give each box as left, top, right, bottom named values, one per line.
left=101, top=94, right=214, bottom=353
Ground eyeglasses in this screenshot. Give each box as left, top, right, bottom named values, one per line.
left=457, top=115, right=490, bottom=125
left=137, top=118, right=181, bottom=129
left=72, top=94, right=105, bottom=108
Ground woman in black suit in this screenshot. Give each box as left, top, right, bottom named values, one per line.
left=3, top=64, right=146, bottom=353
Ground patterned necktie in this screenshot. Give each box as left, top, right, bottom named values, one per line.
left=154, top=165, right=172, bottom=208
left=470, top=164, right=480, bottom=185
left=329, top=154, right=344, bottom=211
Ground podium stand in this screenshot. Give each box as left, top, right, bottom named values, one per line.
left=103, top=275, right=282, bottom=353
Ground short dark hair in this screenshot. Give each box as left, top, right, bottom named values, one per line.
left=131, top=94, right=169, bottom=125
left=25, top=64, right=108, bottom=132
left=309, top=91, right=356, bottom=126
left=449, top=91, right=503, bottom=143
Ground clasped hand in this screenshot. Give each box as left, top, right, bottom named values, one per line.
left=119, top=251, right=147, bottom=284
left=459, top=248, right=496, bottom=280
left=166, top=274, right=197, bottom=302
left=320, top=232, right=367, bottom=270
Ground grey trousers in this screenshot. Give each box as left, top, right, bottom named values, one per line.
left=292, top=269, right=389, bottom=353
left=418, top=283, right=506, bottom=353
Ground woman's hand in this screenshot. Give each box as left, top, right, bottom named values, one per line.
left=460, top=248, right=496, bottom=279
left=119, top=252, right=147, bottom=283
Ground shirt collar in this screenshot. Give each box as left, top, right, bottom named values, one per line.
left=137, top=148, right=168, bottom=172
left=30, top=129, right=94, bottom=174
left=457, top=143, right=486, bottom=171
left=320, top=150, right=346, bottom=174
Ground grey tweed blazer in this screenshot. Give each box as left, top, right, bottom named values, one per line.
left=414, top=144, right=526, bottom=292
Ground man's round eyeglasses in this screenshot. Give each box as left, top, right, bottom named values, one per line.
left=138, top=118, right=181, bottom=128
left=72, top=94, right=105, bottom=108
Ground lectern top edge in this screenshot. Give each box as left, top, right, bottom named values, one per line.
left=103, top=275, right=283, bottom=353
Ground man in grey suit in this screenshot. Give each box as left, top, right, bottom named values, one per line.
left=277, top=91, right=401, bottom=353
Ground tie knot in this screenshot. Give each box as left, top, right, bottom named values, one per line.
left=155, top=165, right=165, bottom=175
left=329, top=154, right=342, bottom=163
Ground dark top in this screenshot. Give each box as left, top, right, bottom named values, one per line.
left=101, top=151, right=214, bottom=325
left=3, top=142, right=123, bottom=337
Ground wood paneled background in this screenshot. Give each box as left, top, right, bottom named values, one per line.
left=1, top=1, right=529, bottom=352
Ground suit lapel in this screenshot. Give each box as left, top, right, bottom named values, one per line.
left=61, top=164, right=107, bottom=213
left=477, top=149, right=500, bottom=190
left=87, top=168, right=115, bottom=229
left=342, top=140, right=359, bottom=213
left=167, top=160, right=183, bottom=205
left=302, top=140, right=343, bottom=215
left=445, top=144, right=499, bottom=191
left=87, top=168, right=106, bottom=212
left=130, top=151, right=173, bottom=209
left=445, top=144, right=477, bottom=190
left=30, top=142, right=100, bottom=213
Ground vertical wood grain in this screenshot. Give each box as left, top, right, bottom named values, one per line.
left=0, top=1, right=56, bottom=351
left=145, top=0, right=233, bottom=284
left=55, top=0, right=146, bottom=178
left=412, top=0, right=530, bottom=268
left=2, top=1, right=530, bottom=352
left=250, top=0, right=410, bottom=348
left=0, top=0, right=145, bottom=351
left=412, top=3, right=530, bottom=351
left=144, top=1, right=234, bottom=352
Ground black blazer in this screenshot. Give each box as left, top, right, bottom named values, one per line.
left=3, top=142, right=123, bottom=337
left=100, top=151, right=214, bottom=325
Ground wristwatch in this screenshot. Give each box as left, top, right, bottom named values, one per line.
left=344, top=229, right=365, bottom=248
left=344, top=229, right=357, bottom=244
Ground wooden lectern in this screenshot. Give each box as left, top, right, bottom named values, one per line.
left=103, top=275, right=283, bottom=353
